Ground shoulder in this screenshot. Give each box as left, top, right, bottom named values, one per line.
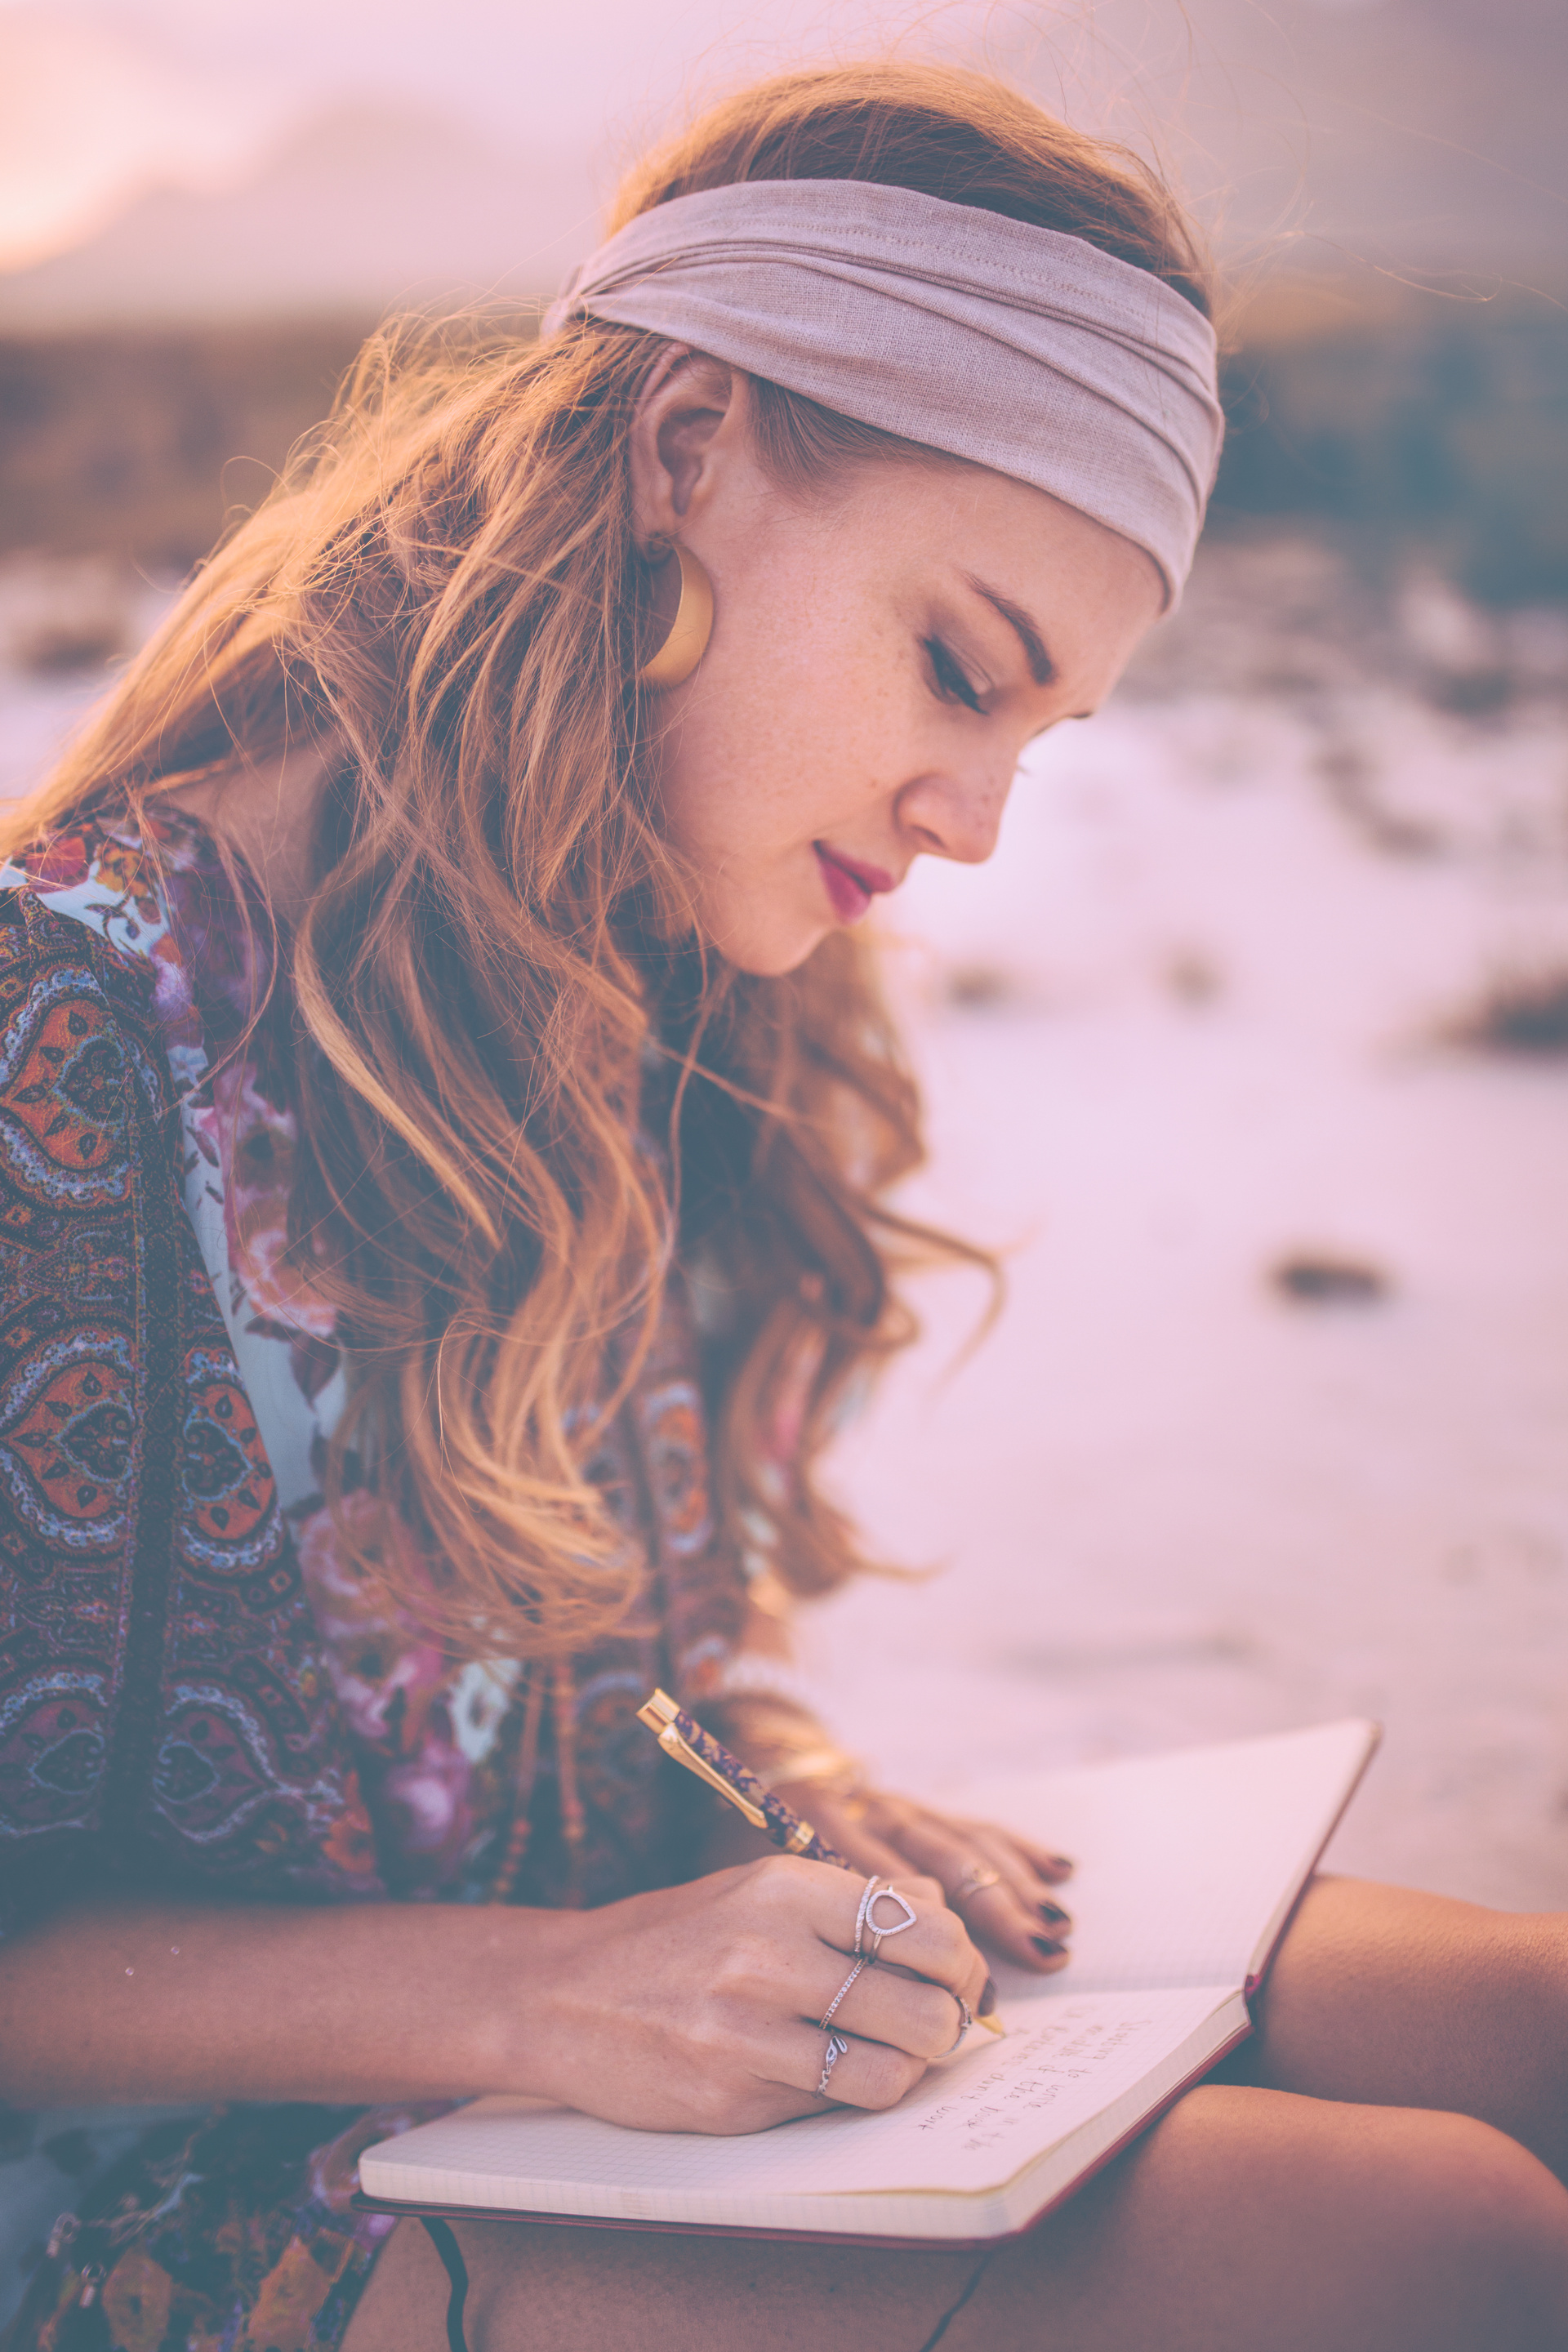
left=1, top=800, right=204, bottom=970
left=1, top=801, right=245, bottom=1089
left=0, top=813, right=177, bottom=1081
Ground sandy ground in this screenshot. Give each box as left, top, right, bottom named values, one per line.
left=4, top=540, right=1567, bottom=1913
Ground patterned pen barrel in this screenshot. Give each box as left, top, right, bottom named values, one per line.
left=636, top=1688, right=852, bottom=1868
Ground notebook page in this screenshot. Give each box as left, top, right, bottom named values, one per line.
left=960, top=1718, right=1377, bottom=1997
left=359, top=1984, right=1234, bottom=2218
left=780, top=1984, right=1236, bottom=2196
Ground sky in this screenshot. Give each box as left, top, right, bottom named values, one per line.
left=1, top=0, right=1563, bottom=315
left=14, top=0, right=967, bottom=269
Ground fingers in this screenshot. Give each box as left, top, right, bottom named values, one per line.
left=760, top=2019, right=931, bottom=2114
left=772, top=1783, right=916, bottom=1889
left=750, top=1854, right=988, bottom=2010
left=786, top=1781, right=1075, bottom=1895
left=961, top=1879, right=1072, bottom=1976
left=1012, top=1832, right=1076, bottom=1885
left=857, top=1877, right=987, bottom=2007
left=867, top=1804, right=1076, bottom=1976
left=808, top=1949, right=970, bottom=2063
left=959, top=1822, right=1076, bottom=1963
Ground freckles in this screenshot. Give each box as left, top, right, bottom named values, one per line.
left=842, top=669, right=912, bottom=782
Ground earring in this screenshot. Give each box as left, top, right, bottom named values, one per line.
left=640, top=543, right=714, bottom=689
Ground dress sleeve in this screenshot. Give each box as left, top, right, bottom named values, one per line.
left=0, top=891, right=381, bottom=1937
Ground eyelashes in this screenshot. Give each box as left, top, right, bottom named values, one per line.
left=924, top=637, right=985, bottom=714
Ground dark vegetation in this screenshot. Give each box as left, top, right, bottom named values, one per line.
left=1268, top=1252, right=1392, bottom=1305
left=1212, top=285, right=1568, bottom=608
left=0, top=318, right=376, bottom=570
left=1448, top=969, right=1568, bottom=1058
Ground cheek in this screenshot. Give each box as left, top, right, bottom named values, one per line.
left=657, top=595, right=901, bottom=857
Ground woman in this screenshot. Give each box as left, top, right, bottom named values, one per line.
left=1, top=58, right=1566, bottom=2352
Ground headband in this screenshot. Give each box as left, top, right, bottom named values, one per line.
left=544, top=177, right=1223, bottom=606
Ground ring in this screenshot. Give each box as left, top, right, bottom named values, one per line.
left=949, top=1994, right=973, bottom=2053
left=866, top=1885, right=918, bottom=1960
left=817, top=2029, right=849, bottom=2097
left=853, top=1874, right=888, bottom=1959
left=951, top=1864, right=1002, bottom=1907
left=818, top=1959, right=866, bottom=2031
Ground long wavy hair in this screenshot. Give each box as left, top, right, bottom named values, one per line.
left=1, top=61, right=1210, bottom=1659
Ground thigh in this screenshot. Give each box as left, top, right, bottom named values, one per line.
left=957, top=2084, right=1568, bottom=2352
left=345, top=2210, right=982, bottom=2352
left=1241, top=1875, right=1568, bottom=2172
left=343, top=2087, right=1568, bottom=2352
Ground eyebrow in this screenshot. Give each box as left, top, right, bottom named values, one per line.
left=964, top=574, right=1057, bottom=688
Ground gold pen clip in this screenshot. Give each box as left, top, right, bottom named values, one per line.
left=636, top=1690, right=768, bottom=1831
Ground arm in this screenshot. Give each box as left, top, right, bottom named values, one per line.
left=0, top=1895, right=572, bottom=2109
left=0, top=1858, right=989, bottom=2135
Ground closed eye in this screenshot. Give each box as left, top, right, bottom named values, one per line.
left=924, top=637, right=984, bottom=714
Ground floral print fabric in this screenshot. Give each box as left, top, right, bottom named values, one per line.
left=0, top=806, right=751, bottom=2349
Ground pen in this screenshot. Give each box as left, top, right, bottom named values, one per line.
left=637, top=1687, right=1004, bottom=2034
left=637, top=1686, right=850, bottom=1864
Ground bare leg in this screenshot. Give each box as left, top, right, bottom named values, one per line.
left=962, top=2085, right=1568, bottom=2352
left=345, top=2084, right=1568, bottom=2351
left=1235, top=1876, right=1568, bottom=2178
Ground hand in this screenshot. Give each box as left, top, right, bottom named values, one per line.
left=771, top=1783, right=1076, bottom=1976
left=520, top=1855, right=989, bottom=2136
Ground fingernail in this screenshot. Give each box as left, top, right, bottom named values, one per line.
left=1031, top=1936, right=1067, bottom=1959
left=978, top=1977, right=998, bottom=2016
left=1038, top=1901, right=1072, bottom=1930
left=1047, top=1856, right=1075, bottom=1875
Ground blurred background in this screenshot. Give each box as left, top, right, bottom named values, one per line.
left=2, top=0, right=1566, bottom=1905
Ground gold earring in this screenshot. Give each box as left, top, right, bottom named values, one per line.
left=640, top=543, right=714, bottom=689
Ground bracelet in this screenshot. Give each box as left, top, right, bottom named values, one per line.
left=711, top=1657, right=829, bottom=1717
left=700, top=1675, right=863, bottom=1799
left=753, top=1744, right=863, bottom=1793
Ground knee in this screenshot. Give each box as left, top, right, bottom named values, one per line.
left=1403, top=2109, right=1565, bottom=2252
left=1259, top=1878, right=1568, bottom=2125
left=1285, top=2098, right=1568, bottom=2339
left=1515, top=1918, right=1568, bottom=2093
left=1143, top=2089, right=1568, bottom=2347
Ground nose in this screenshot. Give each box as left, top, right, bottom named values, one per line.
left=895, top=761, right=1014, bottom=866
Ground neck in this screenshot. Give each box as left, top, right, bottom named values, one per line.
left=166, top=736, right=335, bottom=929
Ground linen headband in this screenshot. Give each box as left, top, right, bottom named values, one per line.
left=544, top=177, right=1223, bottom=606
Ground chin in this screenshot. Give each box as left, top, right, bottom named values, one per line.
left=712, top=922, right=832, bottom=979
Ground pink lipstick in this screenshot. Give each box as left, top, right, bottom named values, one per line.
left=813, top=844, right=896, bottom=924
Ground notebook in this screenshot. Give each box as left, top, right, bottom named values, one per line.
left=358, top=1717, right=1378, bottom=2247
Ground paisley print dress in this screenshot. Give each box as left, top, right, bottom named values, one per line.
left=0, top=807, right=755, bottom=2350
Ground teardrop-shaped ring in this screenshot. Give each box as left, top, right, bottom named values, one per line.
left=866, top=1885, right=919, bottom=1960
left=853, top=1873, right=889, bottom=1959
left=639, top=543, right=714, bottom=688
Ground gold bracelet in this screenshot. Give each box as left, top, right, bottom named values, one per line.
left=754, top=1745, right=863, bottom=1793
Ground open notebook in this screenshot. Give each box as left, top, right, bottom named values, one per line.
left=359, top=1717, right=1378, bottom=2247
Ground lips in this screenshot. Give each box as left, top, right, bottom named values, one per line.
left=813, top=844, right=895, bottom=925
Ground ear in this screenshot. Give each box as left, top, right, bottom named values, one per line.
left=629, top=350, right=746, bottom=545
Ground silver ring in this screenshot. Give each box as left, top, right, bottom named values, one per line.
left=819, top=1959, right=866, bottom=2032
left=949, top=1994, right=973, bottom=2053
left=817, top=2029, right=849, bottom=2097
left=951, top=1864, right=1003, bottom=1907
left=853, top=1874, right=887, bottom=1959
left=866, top=1885, right=918, bottom=1960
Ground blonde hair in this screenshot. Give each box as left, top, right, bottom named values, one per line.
left=2, top=61, right=1210, bottom=1658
